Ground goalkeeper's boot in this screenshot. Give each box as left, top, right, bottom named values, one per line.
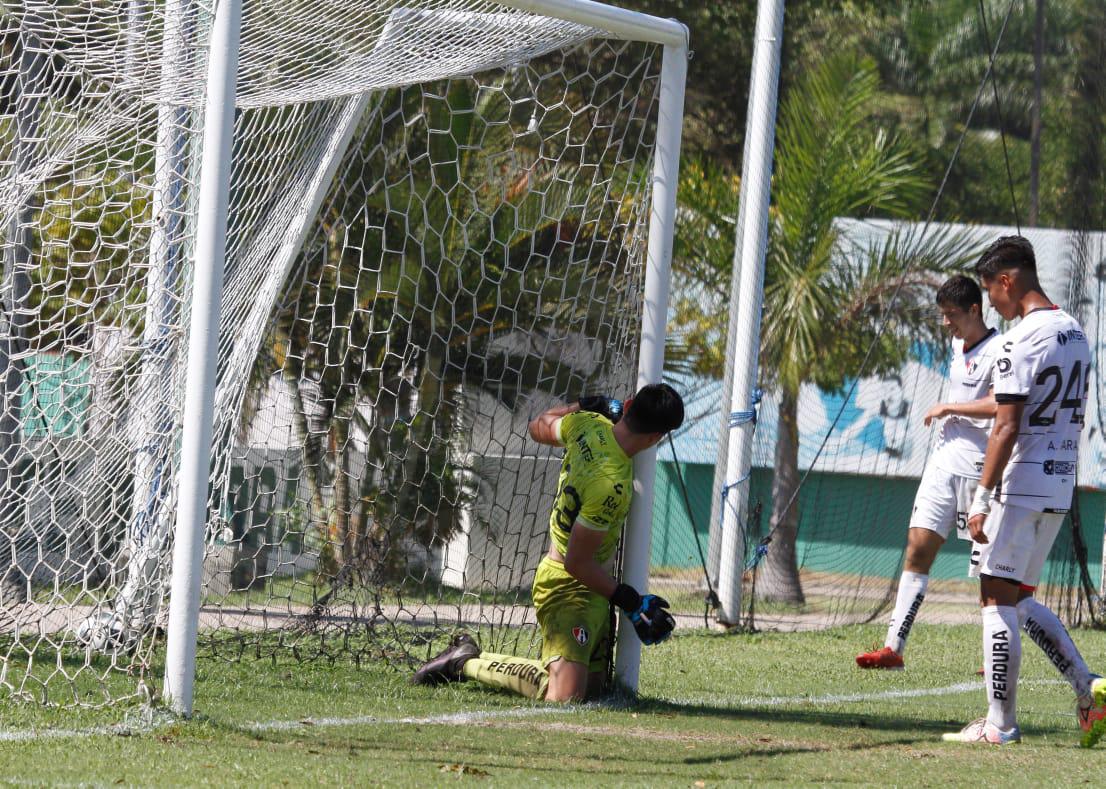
left=1078, top=676, right=1106, bottom=748
left=410, top=633, right=481, bottom=686
left=855, top=646, right=904, bottom=670
left=941, top=717, right=1020, bottom=745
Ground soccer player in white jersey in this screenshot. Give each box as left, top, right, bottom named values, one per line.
left=944, top=235, right=1106, bottom=746
left=857, top=275, right=998, bottom=670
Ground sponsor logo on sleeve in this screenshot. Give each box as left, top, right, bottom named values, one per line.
left=997, top=357, right=1012, bottom=373
left=1056, top=329, right=1085, bottom=346
left=575, top=434, right=594, bottom=462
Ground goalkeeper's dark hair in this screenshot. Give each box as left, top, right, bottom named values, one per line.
left=624, top=383, right=684, bottom=435
left=975, top=235, right=1036, bottom=279
left=935, top=274, right=982, bottom=312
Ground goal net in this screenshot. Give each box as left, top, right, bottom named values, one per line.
left=656, top=2, right=1106, bottom=635
left=0, top=0, right=677, bottom=704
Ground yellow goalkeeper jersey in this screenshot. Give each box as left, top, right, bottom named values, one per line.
left=548, top=410, right=633, bottom=564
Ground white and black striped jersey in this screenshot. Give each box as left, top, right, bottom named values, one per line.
left=993, top=306, right=1090, bottom=513
left=932, top=329, right=1000, bottom=479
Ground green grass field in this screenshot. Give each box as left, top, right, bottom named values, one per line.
left=1, top=624, right=1105, bottom=786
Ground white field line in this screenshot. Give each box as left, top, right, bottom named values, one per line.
left=247, top=705, right=566, bottom=732
left=662, top=678, right=1068, bottom=709
left=0, top=722, right=157, bottom=743
left=0, top=680, right=1073, bottom=744
left=0, top=706, right=567, bottom=744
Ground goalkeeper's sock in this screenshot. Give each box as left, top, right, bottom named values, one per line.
left=983, top=605, right=1021, bottom=731
left=884, top=570, right=928, bottom=654
left=462, top=653, right=549, bottom=700
left=1017, top=596, right=1093, bottom=697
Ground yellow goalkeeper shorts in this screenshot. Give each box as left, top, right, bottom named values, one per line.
left=532, top=557, right=611, bottom=673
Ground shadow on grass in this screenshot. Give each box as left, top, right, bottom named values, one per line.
left=639, top=697, right=953, bottom=733
left=188, top=713, right=919, bottom=778
left=629, top=694, right=1068, bottom=741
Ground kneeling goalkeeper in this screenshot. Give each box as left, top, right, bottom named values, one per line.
left=411, top=383, right=685, bottom=702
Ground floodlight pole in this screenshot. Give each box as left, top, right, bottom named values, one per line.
left=614, top=35, right=687, bottom=692
left=713, top=0, right=785, bottom=625
left=163, top=0, right=243, bottom=717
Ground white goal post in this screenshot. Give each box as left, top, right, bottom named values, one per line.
left=161, top=0, right=685, bottom=716
left=0, top=0, right=687, bottom=713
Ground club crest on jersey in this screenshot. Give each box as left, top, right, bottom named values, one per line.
left=572, top=626, right=589, bottom=645
left=966, top=359, right=978, bottom=374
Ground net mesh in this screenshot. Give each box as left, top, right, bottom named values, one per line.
left=0, top=0, right=663, bottom=704
left=656, top=1, right=1106, bottom=635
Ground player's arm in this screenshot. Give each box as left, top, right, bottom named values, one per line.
left=563, top=524, right=674, bottom=646
left=966, top=396, right=1024, bottom=544
left=528, top=403, right=580, bottom=446
left=563, top=523, right=616, bottom=598
left=924, top=392, right=996, bottom=426
left=968, top=336, right=1034, bottom=542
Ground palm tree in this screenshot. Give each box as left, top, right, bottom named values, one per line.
left=670, top=52, right=981, bottom=604
left=756, top=52, right=982, bottom=602
left=875, top=0, right=1079, bottom=225
left=667, top=156, right=741, bottom=378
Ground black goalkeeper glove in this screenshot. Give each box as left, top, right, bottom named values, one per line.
left=577, top=395, right=623, bottom=424
left=610, top=583, right=675, bottom=646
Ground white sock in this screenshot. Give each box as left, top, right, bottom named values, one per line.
left=884, top=571, right=928, bottom=654
left=1017, top=597, right=1094, bottom=697
left=983, top=605, right=1020, bottom=731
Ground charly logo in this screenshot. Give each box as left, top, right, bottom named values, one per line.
left=572, top=626, right=589, bottom=645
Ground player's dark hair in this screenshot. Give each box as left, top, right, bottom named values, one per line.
left=975, top=235, right=1036, bottom=279
left=935, top=274, right=982, bottom=312
left=624, top=383, right=684, bottom=435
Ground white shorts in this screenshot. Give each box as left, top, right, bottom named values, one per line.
left=908, top=465, right=977, bottom=541
left=968, top=499, right=1065, bottom=588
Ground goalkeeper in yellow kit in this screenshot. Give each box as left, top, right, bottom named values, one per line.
left=411, top=383, right=684, bottom=702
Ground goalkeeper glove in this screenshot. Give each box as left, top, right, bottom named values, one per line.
left=610, top=583, right=675, bottom=646
left=578, top=395, right=623, bottom=424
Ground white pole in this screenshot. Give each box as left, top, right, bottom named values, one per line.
left=614, top=36, right=687, bottom=692
left=107, top=0, right=193, bottom=641
left=163, top=0, right=243, bottom=717
left=715, top=0, right=785, bottom=625
left=494, top=0, right=685, bottom=47
left=706, top=88, right=757, bottom=593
